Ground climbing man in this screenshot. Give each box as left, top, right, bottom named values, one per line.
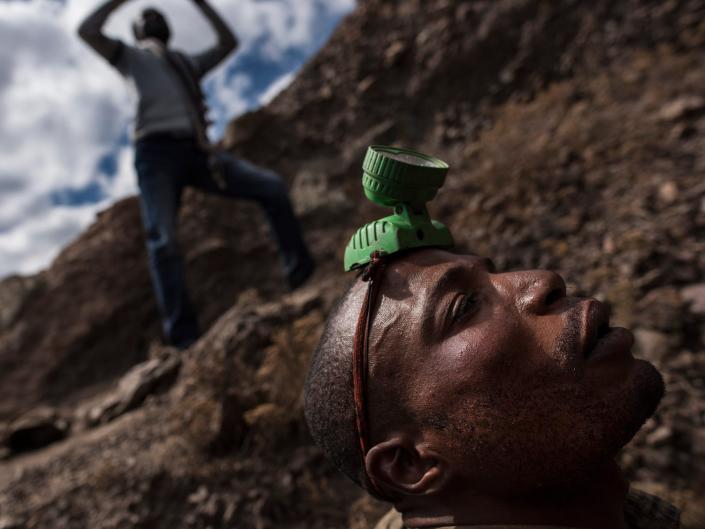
left=78, top=0, right=315, bottom=349
left=305, top=248, right=678, bottom=528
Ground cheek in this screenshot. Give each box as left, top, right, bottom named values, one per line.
left=436, top=310, right=539, bottom=394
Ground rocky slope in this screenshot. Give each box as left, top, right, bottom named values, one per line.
left=2, top=0, right=705, bottom=527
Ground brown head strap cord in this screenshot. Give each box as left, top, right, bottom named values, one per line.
left=352, top=251, right=387, bottom=498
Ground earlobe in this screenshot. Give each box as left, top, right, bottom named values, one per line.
left=365, top=437, right=448, bottom=497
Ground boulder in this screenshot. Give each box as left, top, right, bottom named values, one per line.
left=87, top=351, right=181, bottom=426
left=0, top=516, right=24, bottom=529
left=645, top=424, right=673, bottom=447
left=657, top=181, right=678, bottom=205
left=658, top=95, right=705, bottom=121
left=633, top=328, right=670, bottom=363
left=3, top=406, right=69, bottom=454
left=681, top=284, right=705, bottom=315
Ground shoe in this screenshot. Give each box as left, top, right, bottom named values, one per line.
left=288, top=256, right=316, bottom=290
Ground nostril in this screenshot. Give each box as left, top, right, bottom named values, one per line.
left=544, top=287, right=565, bottom=307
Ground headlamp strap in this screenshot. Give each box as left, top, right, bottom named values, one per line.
left=352, top=251, right=387, bottom=497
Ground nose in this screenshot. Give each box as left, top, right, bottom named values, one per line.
left=494, top=270, right=567, bottom=314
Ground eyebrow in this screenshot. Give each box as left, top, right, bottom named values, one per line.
left=420, top=258, right=496, bottom=337
left=430, top=265, right=469, bottom=305
left=419, top=264, right=472, bottom=339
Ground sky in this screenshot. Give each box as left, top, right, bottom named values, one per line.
left=0, top=0, right=355, bottom=279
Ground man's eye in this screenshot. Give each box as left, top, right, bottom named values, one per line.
left=452, top=290, right=480, bottom=322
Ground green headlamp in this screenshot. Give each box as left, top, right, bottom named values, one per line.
left=343, top=145, right=454, bottom=271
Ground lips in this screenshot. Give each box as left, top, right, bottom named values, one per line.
left=583, top=301, right=610, bottom=358
left=582, top=300, right=634, bottom=361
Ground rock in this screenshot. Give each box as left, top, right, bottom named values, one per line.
left=284, top=288, right=322, bottom=316
left=241, top=403, right=293, bottom=451
left=646, top=425, right=673, bottom=447
left=384, top=41, right=407, bottom=66
left=0, top=516, right=24, bottom=529
left=668, top=122, right=697, bottom=140
left=633, top=328, right=670, bottom=362
left=188, top=486, right=209, bottom=504
left=657, top=181, right=678, bottom=205
left=180, top=378, right=247, bottom=455
left=681, top=284, right=705, bottom=315
left=244, top=403, right=281, bottom=427
left=658, top=95, right=705, bottom=121
left=88, top=351, right=181, bottom=426
left=3, top=406, right=69, bottom=453
left=668, top=350, right=696, bottom=371
left=357, top=76, right=375, bottom=93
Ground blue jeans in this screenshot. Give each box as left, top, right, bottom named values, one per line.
left=134, top=136, right=311, bottom=348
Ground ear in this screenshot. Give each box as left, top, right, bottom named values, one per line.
left=365, top=435, right=449, bottom=497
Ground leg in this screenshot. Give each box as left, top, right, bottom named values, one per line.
left=135, top=140, right=200, bottom=347
left=192, top=153, right=314, bottom=288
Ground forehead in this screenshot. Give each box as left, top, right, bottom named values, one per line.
left=380, top=249, right=489, bottom=294
left=365, top=249, right=488, bottom=350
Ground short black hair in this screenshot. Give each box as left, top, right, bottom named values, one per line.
left=132, top=8, right=171, bottom=45
left=304, top=282, right=366, bottom=487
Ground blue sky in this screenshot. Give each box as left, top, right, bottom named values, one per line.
left=0, top=0, right=354, bottom=278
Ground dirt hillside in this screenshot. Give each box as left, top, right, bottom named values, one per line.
left=2, top=0, right=705, bottom=527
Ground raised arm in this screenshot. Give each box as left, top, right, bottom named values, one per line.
left=190, top=0, right=239, bottom=74
left=77, top=0, right=129, bottom=62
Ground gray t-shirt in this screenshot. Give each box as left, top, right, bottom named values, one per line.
left=110, top=39, right=224, bottom=139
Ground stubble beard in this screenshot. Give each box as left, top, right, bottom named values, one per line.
left=440, top=357, right=664, bottom=497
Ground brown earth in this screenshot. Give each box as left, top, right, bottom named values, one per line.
left=2, top=0, right=705, bottom=527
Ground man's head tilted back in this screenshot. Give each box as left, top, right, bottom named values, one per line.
left=304, top=248, right=665, bottom=526
left=132, top=8, right=171, bottom=45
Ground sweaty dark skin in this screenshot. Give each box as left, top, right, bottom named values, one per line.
left=347, top=249, right=664, bottom=528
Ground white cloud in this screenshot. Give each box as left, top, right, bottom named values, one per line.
left=208, top=72, right=251, bottom=136
left=0, top=202, right=104, bottom=276
left=0, top=0, right=354, bottom=278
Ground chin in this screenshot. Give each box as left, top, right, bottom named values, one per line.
left=618, top=358, right=665, bottom=444
left=445, top=360, right=666, bottom=497
left=585, top=353, right=665, bottom=449
left=537, top=360, right=664, bottom=493
left=579, top=358, right=665, bottom=480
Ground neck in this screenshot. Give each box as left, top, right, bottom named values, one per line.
left=400, top=461, right=630, bottom=529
